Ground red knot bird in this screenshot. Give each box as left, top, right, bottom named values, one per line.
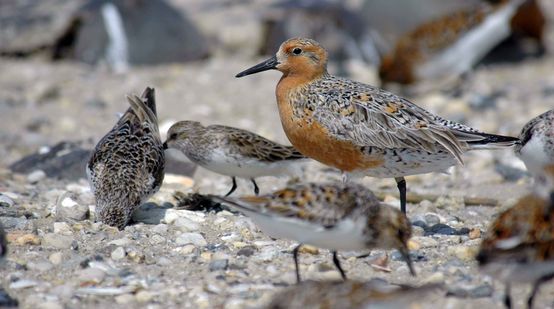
left=515, top=109, right=554, bottom=177
left=163, top=121, right=308, bottom=196
left=379, top=0, right=545, bottom=86
left=477, top=164, right=554, bottom=308
left=211, top=182, right=415, bottom=282
left=264, top=280, right=442, bottom=309
left=87, top=87, right=165, bottom=230
left=236, top=37, right=519, bottom=213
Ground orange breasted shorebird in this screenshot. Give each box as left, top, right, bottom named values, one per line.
left=515, top=109, right=554, bottom=176
left=264, top=279, right=442, bottom=309
left=379, top=0, right=545, bottom=86
left=211, top=182, right=415, bottom=282
left=87, top=87, right=165, bottom=230
left=476, top=164, right=554, bottom=308
left=163, top=121, right=308, bottom=196
left=235, top=37, right=519, bottom=213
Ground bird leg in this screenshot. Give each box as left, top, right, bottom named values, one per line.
left=251, top=179, right=260, bottom=195
left=504, top=283, right=512, bottom=309
left=332, top=251, right=347, bottom=280
left=225, top=177, right=238, bottom=197
left=293, top=244, right=302, bottom=283
left=395, top=177, right=407, bottom=214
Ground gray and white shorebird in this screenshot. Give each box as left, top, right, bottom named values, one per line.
left=235, top=37, right=519, bottom=213
left=476, top=164, right=554, bottom=309
left=211, top=182, right=415, bottom=282
left=515, top=109, right=554, bottom=176
left=265, top=280, right=442, bottom=309
left=163, top=121, right=308, bottom=196
left=87, top=87, right=165, bottom=230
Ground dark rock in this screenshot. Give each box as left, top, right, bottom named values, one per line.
left=391, top=250, right=427, bottom=262
left=447, top=284, right=493, bottom=298
left=9, top=141, right=91, bottom=181
left=0, top=287, right=18, bottom=308
left=237, top=246, right=256, bottom=257
left=424, top=224, right=469, bottom=236
left=209, top=259, right=229, bottom=272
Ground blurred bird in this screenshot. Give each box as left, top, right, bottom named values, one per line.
left=164, top=121, right=308, bottom=196
left=236, top=37, right=518, bottom=213
left=379, top=0, right=545, bottom=86
left=265, top=279, right=443, bottom=309
left=211, top=182, right=415, bottom=282
left=515, top=109, right=554, bottom=176
left=477, top=164, right=554, bottom=308
left=0, top=223, right=6, bottom=260
left=87, top=87, right=165, bottom=230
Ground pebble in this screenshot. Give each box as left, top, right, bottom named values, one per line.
left=56, top=194, right=89, bottom=221
left=135, top=290, right=155, bottom=303
left=49, top=252, right=63, bottom=265
left=236, top=246, right=256, bottom=257
left=447, top=284, right=494, bottom=298
left=0, top=195, right=15, bottom=207
left=175, top=233, right=207, bottom=247
left=27, top=260, right=53, bottom=272
left=109, top=237, right=133, bottom=246
left=37, top=301, right=64, bottom=309
left=424, top=213, right=441, bottom=226
left=115, top=294, right=135, bottom=304
left=10, top=279, right=39, bottom=290
left=163, top=209, right=206, bottom=225
left=424, top=224, right=469, bottom=236
left=177, top=244, right=197, bottom=255
left=27, top=170, right=46, bottom=183
left=469, top=228, right=481, bottom=239
left=298, top=245, right=319, bottom=255
left=448, top=246, right=479, bottom=262
left=42, top=233, right=74, bottom=249
left=423, top=272, right=445, bottom=284
left=209, top=259, right=229, bottom=271
left=173, top=217, right=200, bottom=232
left=127, top=249, right=145, bottom=263
left=53, top=222, right=73, bottom=235
left=11, top=233, right=41, bottom=245
left=151, top=224, right=168, bottom=234
left=150, top=234, right=166, bottom=244
left=111, top=247, right=126, bottom=260
left=78, top=268, right=106, bottom=284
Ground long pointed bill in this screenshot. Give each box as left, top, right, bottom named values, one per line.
left=401, top=247, right=416, bottom=277
left=235, top=56, right=279, bottom=77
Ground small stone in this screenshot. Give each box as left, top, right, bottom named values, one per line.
left=111, top=247, right=126, bottom=260
left=448, top=246, right=479, bottom=262
left=0, top=195, right=15, bottom=207
left=56, top=194, right=89, bottom=221
left=298, top=245, right=319, bottom=255
left=424, top=223, right=469, bottom=236
left=407, top=239, right=420, bottom=250
left=236, top=246, right=256, bottom=257
left=109, top=238, right=132, bottom=246
left=175, top=233, right=207, bottom=247
left=173, top=217, right=200, bottom=232
left=27, top=170, right=46, bottom=183
left=177, top=244, right=197, bottom=255
left=78, top=268, right=106, bottom=284
left=0, top=287, right=18, bottom=307
left=424, top=272, right=445, bottom=284
left=115, top=294, right=135, bottom=304
left=469, top=228, right=481, bottom=239
left=37, top=301, right=64, bottom=309
left=53, top=222, right=73, bottom=235
left=447, top=284, right=493, bottom=298
left=151, top=224, right=168, bottom=234
left=49, top=252, right=63, bottom=265
left=150, top=234, right=165, bottom=244
left=9, top=279, right=39, bottom=289
left=127, top=250, right=145, bottom=263
left=27, top=260, right=53, bottom=272
left=410, top=236, right=439, bottom=248
left=10, top=233, right=41, bottom=246
left=257, top=247, right=278, bottom=262
left=424, top=213, right=441, bottom=225
left=42, top=233, right=74, bottom=249
left=209, top=259, right=229, bottom=271
left=135, top=290, right=154, bottom=303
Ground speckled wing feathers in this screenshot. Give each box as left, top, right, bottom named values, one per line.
left=306, top=76, right=493, bottom=164
left=209, top=125, right=306, bottom=162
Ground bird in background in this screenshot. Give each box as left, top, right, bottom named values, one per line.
left=236, top=37, right=518, bottom=213
left=87, top=87, right=165, bottom=230
left=164, top=121, right=308, bottom=196
left=378, top=0, right=545, bottom=86
left=211, top=182, right=415, bottom=282
left=476, top=164, right=554, bottom=309
left=515, top=109, right=554, bottom=177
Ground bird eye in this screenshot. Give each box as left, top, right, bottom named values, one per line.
left=292, top=47, right=302, bottom=55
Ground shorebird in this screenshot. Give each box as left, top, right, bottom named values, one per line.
left=477, top=165, right=554, bottom=308
left=265, top=280, right=442, bottom=309
left=379, top=0, right=545, bottom=86
left=515, top=109, right=554, bottom=176
left=87, top=87, right=165, bottom=230
left=236, top=37, right=518, bottom=213
left=211, top=182, right=415, bottom=282
left=163, top=121, right=308, bottom=196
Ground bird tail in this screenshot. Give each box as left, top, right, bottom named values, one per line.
left=466, top=132, right=520, bottom=149
left=208, top=195, right=268, bottom=217
left=125, top=88, right=159, bottom=133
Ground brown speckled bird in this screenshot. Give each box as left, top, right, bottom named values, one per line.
left=477, top=165, right=554, bottom=308
left=236, top=37, right=518, bottom=213
left=164, top=121, right=308, bottom=196
left=211, top=182, right=415, bottom=282
left=87, top=87, right=165, bottom=230
left=515, top=109, right=554, bottom=176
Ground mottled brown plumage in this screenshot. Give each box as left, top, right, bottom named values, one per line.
left=87, top=87, right=165, bottom=230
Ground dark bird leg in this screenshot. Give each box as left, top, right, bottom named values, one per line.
left=400, top=247, right=416, bottom=276
left=527, top=274, right=554, bottom=309
left=293, top=244, right=302, bottom=283
left=395, top=177, right=407, bottom=214
left=251, top=178, right=260, bottom=195
left=332, top=251, right=347, bottom=280
left=504, top=283, right=512, bottom=309
left=225, top=177, right=238, bottom=197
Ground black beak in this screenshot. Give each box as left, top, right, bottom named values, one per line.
left=162, top=142, right=168, bottom=150
left=236, top=56, right=279, bottom=78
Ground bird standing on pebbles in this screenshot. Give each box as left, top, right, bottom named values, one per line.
left=87, top=87, right=165, bottom=230
left=163, top=121, right=308, bottom=196
left=515, top=109, right=554, bottom=176
left=477, top=165, right=554, bottom=309
left=236, top=37, right=518, bottom=213
left=211, top=182, right=415, bottom=282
